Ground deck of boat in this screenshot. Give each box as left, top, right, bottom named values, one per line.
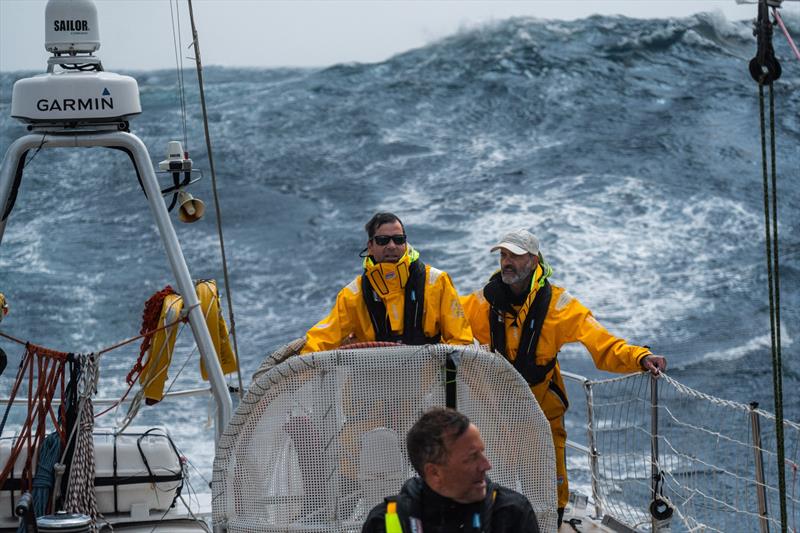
left=559, top=503, right=627, bottom=533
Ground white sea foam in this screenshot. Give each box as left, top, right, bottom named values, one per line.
left=678, top=328, right=794, bottom=368
left=401, top=173, right=768, bottom=346
left=0, top=218, right=52, bottom=274
left=697, top=10, right=755, bottom=41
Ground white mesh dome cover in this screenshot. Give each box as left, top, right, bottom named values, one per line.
left=213, top=343, right=557, bottom=532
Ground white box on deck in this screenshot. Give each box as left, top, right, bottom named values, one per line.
left=93, top=427, right=184, bottom=516
left=0, top=426, right=183, bottom=518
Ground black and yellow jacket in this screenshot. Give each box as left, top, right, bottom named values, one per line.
left=461, top=263, right=651, bottom=422
left=302, top=247, right=473, bottom=353
left=361, top=477, right=540, bottom=533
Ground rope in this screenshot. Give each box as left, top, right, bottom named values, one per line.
left=169, top=0, right=189, bottom=150
left=127, top=286, right=176, bottom=385
left=115, top=308, right=195, bottom=431
left=187, top=0, right=244, bottom=400
left=0, top=345, right=69, bottom=493
left=3, top=300, right=186, bottom=425
left=92, top=370, right=140, bottom=421
left=251, top=337, right=306, bottom=383
left=24, top=431, right=62, bottom=529
left=162, top=334, right=198, bottom=397
left=21, top=134, right=48, bottom=171
left=0, top=330, right=28, bottom=346
left=339, top=341, right=403, bottom=349
left=96, top=287, right=188, bottom=419
left=64, top=353, right=102, bottom=533
left=758, top=79, right=787, bottom=532
left=3, top=307, right=183, bottom=363
left=750, top=4, right=786, bottom=528
left=112, top=309, right=196, bottom=434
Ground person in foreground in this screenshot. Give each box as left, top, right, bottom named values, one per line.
left=301, top=212, right=472, bottom=353
left=461, top=228, right=667, bottom=526
left=362, top=407, right=540, bottom=533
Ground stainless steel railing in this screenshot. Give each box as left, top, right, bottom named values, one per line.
left=562, top=370, right=604, bottom=519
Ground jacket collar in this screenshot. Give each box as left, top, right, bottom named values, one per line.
left=484, top=263, right=544, bottom=314
left=362, top=246, right=420, bottom=296
left=401, top=477, right=487, bottom=513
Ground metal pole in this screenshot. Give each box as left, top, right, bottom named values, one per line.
left=750, top=402, right=771, bottom=533
left=0, top=135, right=39, bottom=244
left=125, top=131, right=233, bottom=438
left=650, top=373, right=659, bottom=533
left=584, top=379, right=603, bottom=519
left=0, top=131, right=233, bottom=441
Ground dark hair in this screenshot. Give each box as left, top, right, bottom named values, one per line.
left=364, top=212, right=405, bottom=238
left=406, top=407, right=470, bottom=476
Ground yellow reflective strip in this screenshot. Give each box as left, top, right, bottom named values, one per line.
left=385, top=501, right=402, bottom=533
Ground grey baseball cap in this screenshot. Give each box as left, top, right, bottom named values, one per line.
left=490, top=228, right=539, bottom=256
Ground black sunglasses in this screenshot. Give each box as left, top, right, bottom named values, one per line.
left=372, top=234, right=407, bottom=246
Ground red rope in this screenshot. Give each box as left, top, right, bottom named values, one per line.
left=126, top=286, right=176, bottom=386
left=341, top=341, right=403, bottom=349
left=2, top=287, right=191, bottom=431
left=95, top=313, right=186, bottom=419
left=93, top=375, right=138, bottom=419
left=3, top=286, right=186, bottom=425
left=0, top=344, right=70, bottom=493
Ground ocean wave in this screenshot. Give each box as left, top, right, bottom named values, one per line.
left=1, top=13, right=799, bottom=492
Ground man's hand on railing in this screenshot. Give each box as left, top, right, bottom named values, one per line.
left=641, top=354, right=667, bottom=375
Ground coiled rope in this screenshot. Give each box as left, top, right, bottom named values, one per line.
left=17, top=432, right=62, bottom=533
left=2, top=290, right=191, bottom=429
left=63, top=353, right=103, bottom=533
left=125, top=286, right=176, bottom=387
left=0, top=304, right=196, bottom=526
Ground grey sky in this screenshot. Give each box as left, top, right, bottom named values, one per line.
left=1, top=1, right=797, bottom=72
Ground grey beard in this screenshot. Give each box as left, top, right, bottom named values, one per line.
left=501, top=270, right=527, bottom=285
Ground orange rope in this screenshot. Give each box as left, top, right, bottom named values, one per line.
left=95, top=312, right=186, bottom=419
left=0, top=330, right=28, bottom=346
left=1, top=316, right=181, bottom=360
left=341, top=341, right=403, bottom=349
left=126, top=286, right=177, bottom=385
left=1, top=286, right=184, bottom=371
left=0, top=287, right=187, bottom=423
left=0, top=344, right=70, bottom=493
left=92, top=381, right=137, bottom=419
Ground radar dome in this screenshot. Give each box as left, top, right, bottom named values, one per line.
left=45, top=0, right=100, bottom=55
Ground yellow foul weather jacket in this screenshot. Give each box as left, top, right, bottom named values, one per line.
left=461, top=263, right=650, bottom=509
left=301, top=248, right=473, bottom=353
left=462, top=263, right=649, bottom=412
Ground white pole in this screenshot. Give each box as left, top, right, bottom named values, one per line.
left=0, top=131, right=233, bottom=440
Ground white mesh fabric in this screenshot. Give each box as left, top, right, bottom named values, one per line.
left=213, top=344, right=557, bottom=532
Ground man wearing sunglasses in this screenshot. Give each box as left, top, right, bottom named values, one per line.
left=301, top=212, right=473, bottom=353
left=461, top=228, right=667, bottom=527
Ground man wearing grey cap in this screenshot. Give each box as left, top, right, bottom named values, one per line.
left=461, top=228, right=666, bottom=526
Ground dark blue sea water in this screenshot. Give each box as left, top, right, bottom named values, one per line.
left=1, top=12, right=799, bottom=514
